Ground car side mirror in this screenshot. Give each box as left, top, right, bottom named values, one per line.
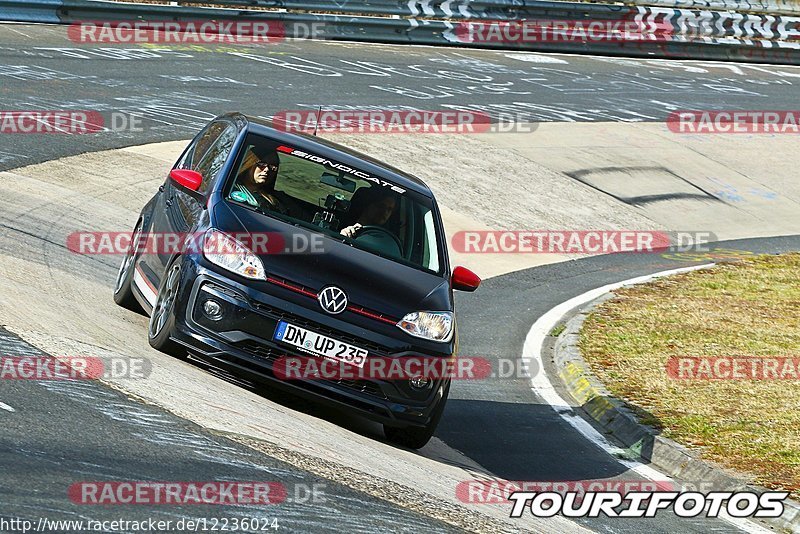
left=169, top=169, right=205, bottom=204
left=452, top=266, right=481, bottom=292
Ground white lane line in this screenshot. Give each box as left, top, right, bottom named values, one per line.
left=504, top=52, right=569, bottom=64
left=0, top=401, right=16, bottom=412
left=1, top=26, right=33, bottom=39
left=522, top=263, right=775, bottom=533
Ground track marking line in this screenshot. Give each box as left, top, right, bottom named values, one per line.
left=2, top=26, right=33, bottom=39
left=522, top=263, right=775, bottom=533
left=0, top=400, right=16, bottom=412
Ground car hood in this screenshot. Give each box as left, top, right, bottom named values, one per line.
left=214, top=201, right=452, bottom=318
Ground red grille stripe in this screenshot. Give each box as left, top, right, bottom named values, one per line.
left=265, top=276, right=398, bottom=324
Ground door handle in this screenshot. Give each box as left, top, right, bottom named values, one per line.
left=165, top=198, right=173, bottom=207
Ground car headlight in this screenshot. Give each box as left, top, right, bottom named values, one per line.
left=396, top=311, right=454, bottom=342
left=203, top=229, right=265, bottom=280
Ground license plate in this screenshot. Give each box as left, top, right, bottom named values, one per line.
left=273, top=321, right=368, bottom=368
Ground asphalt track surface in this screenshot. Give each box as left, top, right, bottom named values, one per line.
left=0, top=329, right=460, bottom=533
left=450, top=235, right=800, bottom=533
left=1, top=23, right=799, bottom=534
left=1, top=23, right=800, bottom=171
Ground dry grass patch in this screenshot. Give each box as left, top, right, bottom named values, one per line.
left=580, top=253, right=800, bottom=497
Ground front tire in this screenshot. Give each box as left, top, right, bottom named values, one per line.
left=113, top=219, right=143, bottom=312
left=148, top=259, right=183, bottom=356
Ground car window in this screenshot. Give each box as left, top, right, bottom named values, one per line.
left=194, top=124, right=237, bottom=193
left=276, top=155, right=340, bottom=206
left=174, top=120, right=229, bottom=175
left=224, top=134, right=443, bottom=274
left=172, top=122, right=237, bottom=227
left=192, top=121, right=228, bottom=168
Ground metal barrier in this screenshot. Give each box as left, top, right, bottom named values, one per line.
left=174, top=0, right=800, bottom=18
left=623, top=0, right=800, bottom=16
left=1, top=0, right=799, bottom=64
left=2, top=0, right=61, bottom=22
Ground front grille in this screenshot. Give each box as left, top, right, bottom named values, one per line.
left=236, top=340, right=388, bottom=400
left=250, top=301, right=389, bottom=356
left=333, top=379, right=386, bottom=398
left=200, top=280, right=392, bottom=355
left=238, top=340, right=283, bottom=363
left=266, top=275, right=398, bottom=325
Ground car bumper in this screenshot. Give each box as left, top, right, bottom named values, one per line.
left=169, top=260, right=452, bottom=429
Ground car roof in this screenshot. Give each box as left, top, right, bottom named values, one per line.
left=223, top=113, right=435, bottom=198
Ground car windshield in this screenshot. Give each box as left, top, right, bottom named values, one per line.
left=224, top=133, right=443, bottom=274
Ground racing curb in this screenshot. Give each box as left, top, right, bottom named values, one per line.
left=550, top=293, right=800, bottom=533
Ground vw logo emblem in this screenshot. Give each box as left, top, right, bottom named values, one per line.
left=317, top=286, right=348, bottom=315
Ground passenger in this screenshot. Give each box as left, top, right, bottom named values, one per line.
left=231, top=146, right=298, bottom=217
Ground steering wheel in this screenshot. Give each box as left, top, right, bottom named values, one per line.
left=354, top=225, right=403, bottom=255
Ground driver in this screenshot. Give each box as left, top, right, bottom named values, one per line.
left=231, top=146, right=299, bottom=217
left=340, top=187, right=397, bottom=238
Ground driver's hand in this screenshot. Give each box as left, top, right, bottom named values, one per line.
left=340, top=223, right=362, bottom=238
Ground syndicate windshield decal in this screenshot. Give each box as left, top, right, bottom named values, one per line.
left=275, top=145, right=407, bottom=194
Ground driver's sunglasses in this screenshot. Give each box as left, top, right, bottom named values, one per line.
left=256, top=160, right=279, bottom=172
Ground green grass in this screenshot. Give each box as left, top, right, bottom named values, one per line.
left=550, top=323, right=566, bottom=337
left=580, top=253, right=800, bottom=497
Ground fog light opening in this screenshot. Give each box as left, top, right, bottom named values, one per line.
left=202, top=299, right=224, bottom=321
left=409, top=375, right=431, bottom=390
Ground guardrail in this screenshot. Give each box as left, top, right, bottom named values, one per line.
left=626, top=0, right=800, bottom=16
left=175, top=0, right=800, bottom=17
left=1, top=0, right=799, bottom=64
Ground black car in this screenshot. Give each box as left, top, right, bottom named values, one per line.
left=113, top=113, right=480, bottom=449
